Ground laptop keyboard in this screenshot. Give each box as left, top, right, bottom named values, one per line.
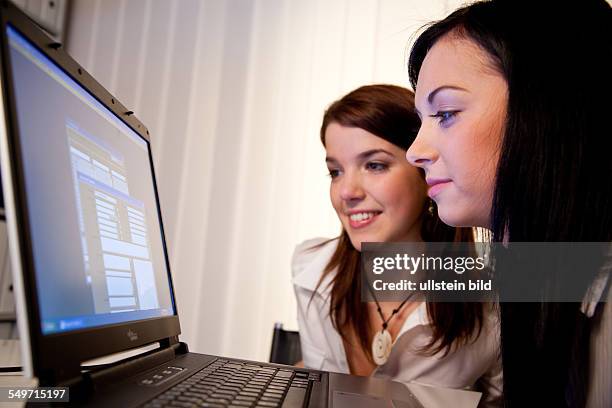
left=142, top=358, right=320, bottom=408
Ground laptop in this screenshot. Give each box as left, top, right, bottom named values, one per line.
left=0, top=2, right=423, bottom=407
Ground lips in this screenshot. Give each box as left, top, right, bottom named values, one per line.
left=426, top=178, right=452, bottom=198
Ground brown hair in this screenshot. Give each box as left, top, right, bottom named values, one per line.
left=316, top=84, right=482, bottom=361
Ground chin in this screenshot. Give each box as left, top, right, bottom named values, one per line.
left=347, top=233, right=369, bottom=252
left=437, top=206, right=467, bottom=228
left=438, top=206, right=487, bottom=229
left=349, top=238, right=362, bottom=252
left=350, top=234, right=389, bottom=252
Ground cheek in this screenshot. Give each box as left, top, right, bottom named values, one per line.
left=376, top=171, right=426, bottom=215
left=444, top=125, right=497, bottom=188
left=468, top=125, right=502, bottom=189
left=329, top=185, right=338, bottom=208
left=329, top=184, right=343, bottom=214
left=444, top=123, right=501, bottom=224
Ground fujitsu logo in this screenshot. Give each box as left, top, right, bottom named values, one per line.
left=127, top=329, right=138, bottom=341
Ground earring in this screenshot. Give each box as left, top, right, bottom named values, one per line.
left=427, top=199, right=435, bottom=217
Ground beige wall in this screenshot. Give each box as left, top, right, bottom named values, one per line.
left=66, top=0, right=462, bottom=361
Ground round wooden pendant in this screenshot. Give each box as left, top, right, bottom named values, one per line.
left=372, top=329, right=392, bottom=366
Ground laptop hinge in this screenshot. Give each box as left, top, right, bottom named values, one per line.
left=59, top=337, right=187, bottom=400
left=86, top=340, right=186, bottom=388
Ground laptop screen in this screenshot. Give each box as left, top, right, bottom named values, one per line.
left=6, top=25, right=175, bottom=335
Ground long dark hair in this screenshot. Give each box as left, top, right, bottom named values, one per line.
left=316, top=84, right=481, bottom=362
left=408, top=1, right=612, bottom=406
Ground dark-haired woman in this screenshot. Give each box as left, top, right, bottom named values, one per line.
left=293, top=84, right=502, bottom=405
left=406, top=1, right=611, bottom=407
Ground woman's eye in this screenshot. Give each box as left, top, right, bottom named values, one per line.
left=366, top=162, right=387, bottom=172
left=430, top=110, right=459, bottom=126
left=328, top=169, right=341, bottom=179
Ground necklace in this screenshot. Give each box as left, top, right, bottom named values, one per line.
left=367, top=284, right=413, bottom=366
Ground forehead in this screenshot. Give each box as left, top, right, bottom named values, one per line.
left=415, top=35, right=500, bottom=101
left=325, top=123, right=402, bottom=155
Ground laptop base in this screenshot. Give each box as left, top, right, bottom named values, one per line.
left=70, top=348, right=422, bottom=408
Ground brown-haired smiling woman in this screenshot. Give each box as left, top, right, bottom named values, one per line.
left=292, top=84, right=502, bottom=406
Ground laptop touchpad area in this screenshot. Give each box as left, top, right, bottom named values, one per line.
left=333, top=391, right=392, bottom=408
left=328, top=373, right=423, bottom=408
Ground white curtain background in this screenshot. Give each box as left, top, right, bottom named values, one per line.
left=66, top=0, right=464, bottom=361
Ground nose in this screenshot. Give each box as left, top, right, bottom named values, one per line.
left=406, top=126, right=438, bottom=169
left=339, top=171, right=365, bottom=203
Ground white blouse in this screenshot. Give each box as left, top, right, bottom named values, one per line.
left=292, top=238, right=503, bottom=407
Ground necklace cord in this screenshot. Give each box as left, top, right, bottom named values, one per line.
left=364, top=267, right=415, bottom=329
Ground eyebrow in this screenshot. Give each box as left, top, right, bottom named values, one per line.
left=415, top=85, right=469, bottom=117
left=427, top=85, right=469, bottom=104
left=325, top=149, right=394, bottom=164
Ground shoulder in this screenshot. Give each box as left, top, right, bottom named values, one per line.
left=291, top=237, right=339, bottom=294
left=291, top=237, right=338, bottom=278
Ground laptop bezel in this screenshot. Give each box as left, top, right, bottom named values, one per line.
left=0, top=1, right=182, bottom=383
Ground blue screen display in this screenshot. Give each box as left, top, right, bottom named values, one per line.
left=6, top=26, right=176, bottom=335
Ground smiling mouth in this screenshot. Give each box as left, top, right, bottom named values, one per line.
left=347, top=211, right=381, bottom=228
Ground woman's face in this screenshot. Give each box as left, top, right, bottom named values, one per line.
left=406, top=35, right=508, bottom=228
left=325, top=122, right=426, bottom=251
